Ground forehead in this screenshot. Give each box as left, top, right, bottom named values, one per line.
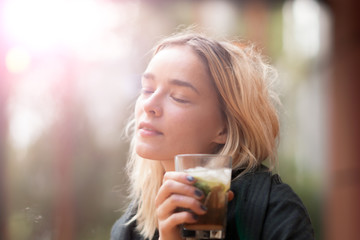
left=153, top=45, right=200, bottom=64
left=145, top=46, right=219, bottom=101
left=147, top=46, right=208, bottom=79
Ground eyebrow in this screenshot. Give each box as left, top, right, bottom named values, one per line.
left=142, top=73, right=199, bottom=94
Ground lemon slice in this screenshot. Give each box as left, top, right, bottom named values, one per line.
left=186, top=167, right=231, bottom=194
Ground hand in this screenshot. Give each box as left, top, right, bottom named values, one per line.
left=155, top=171, right=207, bottom=240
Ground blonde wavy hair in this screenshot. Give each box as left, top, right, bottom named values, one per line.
left=125, top=31, right=280, bottom=239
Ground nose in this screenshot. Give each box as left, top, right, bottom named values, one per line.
left=142, top=92, right=163, bottom=117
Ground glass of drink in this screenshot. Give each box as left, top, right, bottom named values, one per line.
left=175, top=154, right=232, bottom=239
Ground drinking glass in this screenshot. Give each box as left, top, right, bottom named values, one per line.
left=175, top=154, right=232, bottom=239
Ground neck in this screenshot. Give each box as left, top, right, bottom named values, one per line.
left=160, top=160, right=175, bottom=172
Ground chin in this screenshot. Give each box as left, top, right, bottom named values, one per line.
left=136, top=148, right=173, bottom=161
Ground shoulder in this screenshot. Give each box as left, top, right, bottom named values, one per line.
left=263, top=175, right=315, bottom=240
left=227, top=167, right=314, bottom=240
left=268, top=174, right=306, bottom=209
left=110, top=203, right=144, bottom=240
left=230, top=166, right=273, bottom=198
left=110, top=215, right=128, bottom=240
left=227, top=167, right=273, bottom=240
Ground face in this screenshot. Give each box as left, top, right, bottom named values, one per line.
left=135, top=45, right=227, bottom=171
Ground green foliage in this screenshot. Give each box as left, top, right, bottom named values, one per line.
left=278, top=157, right=324, bottom=240
left=7, top=102, right=129, bottom=240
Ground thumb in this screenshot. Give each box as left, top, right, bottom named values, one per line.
left=228, top=190, right=234, bottom=202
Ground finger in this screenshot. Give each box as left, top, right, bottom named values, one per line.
left=158, top=210, right=198, bottom=232
left=228, top=190, right=234, bottom=202
left=157, top=194, right=207, bottom=220
left=155, top=180, right=204, bottom=208
left=163, top=171, right=196, bottom=184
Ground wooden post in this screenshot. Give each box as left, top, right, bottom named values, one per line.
left=0, top=0, right=9, bottom=237
left=53, top=56, right=76, bottom=240
left=243, top=0, right=270, bottom=51
left=326, top=0, right=360, bottom=239
left=0, top=65, right=9, bottom=240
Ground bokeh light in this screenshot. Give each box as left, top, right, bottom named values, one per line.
left=5, top=47, right=31, bottom=73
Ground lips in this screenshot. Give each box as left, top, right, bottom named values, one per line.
left=138, top=122, right=163, bottom=136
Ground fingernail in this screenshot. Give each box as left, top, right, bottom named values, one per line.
left=186, top=175, right=195, bottom=182
left=194, top=189, right=203, bottom=197
left=200, top=204, right=208, bottom=212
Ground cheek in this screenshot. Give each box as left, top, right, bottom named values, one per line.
left=168, top=111, right=217, bottom=142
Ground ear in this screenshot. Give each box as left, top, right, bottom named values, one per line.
left=213, top=127, right=227, bottom=145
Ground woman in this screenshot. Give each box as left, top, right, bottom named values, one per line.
left=111, top=31, right=314, bottom=240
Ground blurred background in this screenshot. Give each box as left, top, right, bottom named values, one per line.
left=0, top=0, right=359, bottom=239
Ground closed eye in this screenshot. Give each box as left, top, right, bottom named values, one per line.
left=172, top=96, right=189, bottom=104
left=141, top=88, right=154, bottom=95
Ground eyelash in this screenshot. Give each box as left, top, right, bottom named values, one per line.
left=141, top=89, right=154, bottom=95
left=172, top=96, right=189, bottom=104
left=141, top=88, right=189, bottom=104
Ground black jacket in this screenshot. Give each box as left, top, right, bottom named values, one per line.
left=111, top=167, right=314, bottom=240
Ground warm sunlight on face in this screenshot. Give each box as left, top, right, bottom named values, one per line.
left=135, top=46, right=227, bottom=171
